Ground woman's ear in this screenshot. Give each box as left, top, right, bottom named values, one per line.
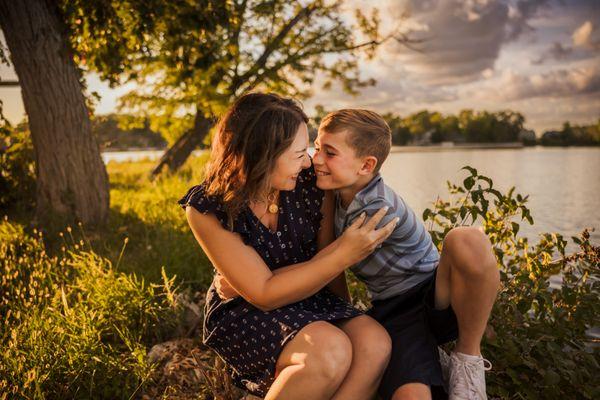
left=359, top=156, right=378, bottom=175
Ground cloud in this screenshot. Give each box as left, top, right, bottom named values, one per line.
left=377, top=0, right=559, bottom=85
left=382, top=0, right=511, bottom=85
left=532, top=41, right=573, bottom=64
left=505, top=0, right=552, bottom=40
left=479, top=64, right=600, bottom=101
left=531, top=19, right=599, bottom=64
left=572, top=20, right=600, bottom=50
left=305, top=64, right=459, bottom=114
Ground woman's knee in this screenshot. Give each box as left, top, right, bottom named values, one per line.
left=286, top=321, right=353, bottom=381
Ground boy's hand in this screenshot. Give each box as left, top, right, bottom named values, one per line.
left=213, top=273, right=240, bottom=300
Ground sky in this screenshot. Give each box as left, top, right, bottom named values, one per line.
left=1, top=0, right=598, bottom=135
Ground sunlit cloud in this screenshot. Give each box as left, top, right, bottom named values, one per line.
left=1, top=0, right=599, bottom=133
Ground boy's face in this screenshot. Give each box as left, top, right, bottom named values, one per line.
left=313, top=129, right=371, bottom=190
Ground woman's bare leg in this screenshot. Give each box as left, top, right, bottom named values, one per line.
left=265, top=321, right=353, bottom=400
left=330, top=315, right=392, bottom=400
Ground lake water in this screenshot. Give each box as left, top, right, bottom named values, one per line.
left=103, top=147, right=600, bottom=250
left=379, top=147, right=600, bottom=252
left=103, top=147, right=600, bottom=338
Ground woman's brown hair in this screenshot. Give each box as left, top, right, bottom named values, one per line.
left=204, top=92, right=309, bottom=227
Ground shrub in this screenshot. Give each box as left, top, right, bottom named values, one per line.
left=0, top=218, right=183, bottom=399
left=0, top=122, right=36, bottom=211
left=421, top=166, right=599, bottom=399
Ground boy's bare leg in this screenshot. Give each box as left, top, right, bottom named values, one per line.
left=391, top=382, right=431, bottom=400
left=434, top=226, right=500, bottom=356
left=331, top=315, right=392, bottom=400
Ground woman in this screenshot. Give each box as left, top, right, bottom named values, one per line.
left=179, top=92, right=396, bottom=399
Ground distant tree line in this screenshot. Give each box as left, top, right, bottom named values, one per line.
left=93, top=114, right=167, bottom=150
left=10, top=110, right=600, bottom=153
left=540, top=120, right=600, bottom=146
left=314, top=106, right=599, bottom=146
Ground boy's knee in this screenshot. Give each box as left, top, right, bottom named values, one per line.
left=443, top=227, right=496, bottom=276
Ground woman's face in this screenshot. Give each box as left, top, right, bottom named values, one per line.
left=270, top=122, right=311, bottom=191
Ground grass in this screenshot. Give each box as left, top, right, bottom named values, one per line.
left=1, top=154, right=242, bottom=399
left=2, top=155, right=598, bottom=399
left=38, top=153, right=215, bottom=288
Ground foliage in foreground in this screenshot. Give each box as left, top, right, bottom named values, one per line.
left=0, top=219, right=183, bottom=399
left=0, top=122, right=35, bottom=211
left=1, top=159, right=598, bottom=399
left=420, top=167, right=599, bottom=399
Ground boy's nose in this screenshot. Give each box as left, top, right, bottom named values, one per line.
left=312, top=149, right=323, bottom=165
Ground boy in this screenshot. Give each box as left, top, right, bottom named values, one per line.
left=311, top=109, right=500, bottom=400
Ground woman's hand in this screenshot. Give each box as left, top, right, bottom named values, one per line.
left=214, top=273, right=240, bottom=300
left=337, top=206, right=398, bottom=266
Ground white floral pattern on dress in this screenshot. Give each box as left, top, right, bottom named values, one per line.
left=178, top=163, right=362, bottom=396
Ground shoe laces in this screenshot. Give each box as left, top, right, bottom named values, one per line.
left=450, top=355, right=492, bottom=398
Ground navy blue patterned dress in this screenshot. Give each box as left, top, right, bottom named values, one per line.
left=178, top=164, right=362, bottom=396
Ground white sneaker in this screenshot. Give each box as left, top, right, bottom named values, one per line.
left=448, top=351, right=492, bottom=400
left=438, top=347, right=451, bottom=391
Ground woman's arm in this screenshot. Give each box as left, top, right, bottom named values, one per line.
left=186, top=204, right=395, bottom=311
left=270, top=190, right=350, bottom=300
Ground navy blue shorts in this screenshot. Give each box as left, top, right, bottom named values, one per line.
left=367, top=270, right=459, bottom=400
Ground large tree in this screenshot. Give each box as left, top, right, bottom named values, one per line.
left=111, top=0, right=415, bottom=177
left=0, top=0, right=110, bottom=225
left=0, top=0, right=227, bottom=224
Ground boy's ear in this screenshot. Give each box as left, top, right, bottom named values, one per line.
left=359, top=156, right=378, bottom=175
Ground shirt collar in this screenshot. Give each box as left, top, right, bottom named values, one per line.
left=339, top=173, right=383, bottom=215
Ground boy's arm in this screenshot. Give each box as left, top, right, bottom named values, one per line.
left=318, top=190, right=352, bottom=301
left=325, top=272, right=351, bottom=302
left=357, top=197, right=402, bottom=242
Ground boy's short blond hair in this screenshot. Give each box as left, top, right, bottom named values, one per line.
left=319, top=109, right=392, bottom=173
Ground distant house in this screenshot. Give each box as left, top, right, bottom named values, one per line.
left=541, top=130, right=563, bottom=146
left=519, top=129, right=536, bottom=145
left=542, top=130, right=561, bottom=140
left=447, top=131, right=466, bottom=143
left=411, top=128, right=435, bottom=145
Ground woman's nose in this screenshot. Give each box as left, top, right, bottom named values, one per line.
left=302, top=153, right=311, bottom=168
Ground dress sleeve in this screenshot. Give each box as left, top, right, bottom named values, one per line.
left=178, top=184, right=230, bottom=230
left=295, top=160, right=325, bottom=227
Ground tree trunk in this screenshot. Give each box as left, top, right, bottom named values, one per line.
left=0, top=0, right=109, bottom=225
left=150, top=111, right=214, bottom=179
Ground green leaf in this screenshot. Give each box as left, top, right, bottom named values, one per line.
left=488, top=188, right=503, bottom=200
left=480, top=176, right=493, bottom=188
left=464, top=176, right=475, bottom=190
left=422, top=209, right=432, bottom=221
left=461, top=166, right=478, bottom=176
left=544, top=370, right=560, bottom=386
left=512, top=222, right=520, bottom=235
